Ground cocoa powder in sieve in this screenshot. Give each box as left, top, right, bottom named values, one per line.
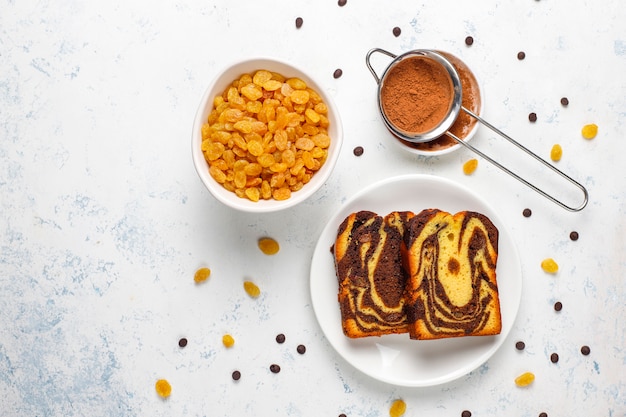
left=380, top=55, right=453, bottom=134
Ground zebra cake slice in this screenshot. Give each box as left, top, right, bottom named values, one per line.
left=333, top=210, right=414, bottom=338
left=402, top=209, right=502, bottom=340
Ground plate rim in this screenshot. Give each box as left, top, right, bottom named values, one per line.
left=309, top=173, right=522, bottom=387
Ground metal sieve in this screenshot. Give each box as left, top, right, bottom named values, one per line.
left=366, top=48, right=589, bottom=212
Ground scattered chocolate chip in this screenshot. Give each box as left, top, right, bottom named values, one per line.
left=523, top=208, right=532, bottom=217
left=270, top=364, right=281, bottom=373
left=516, top=341, right=526, bottom=351
left=528, top=112, right=537, bottom=122
left=465, top=36, right=474, bottom=46
left=333, top=68, right=343, bottom=79
left=539, top=413, right=548, bottom=417
left=517, top=51, right=526, bottom=60
left=353, top=146, right=364, bottom=156
left=461, top=410, right=472, bottom=417
left=554, top=301, right=563, bottom=311
left=392, top=26, right=401, bottom=37
left=581, top=345, right=591, bottom=355
left=550, top=353, right=559, bottom=363
left=297, top=344, right=306, bottom=354
left=560, top=97, right=569, bottom=106
left=338, top=0, right=347, bottom=6
left=232, top=370, right=241, bottom=380
left=178, top=338, right=188, bottom=348
left=339, top=414, right=347, bottom=417
left=276, top=333, right=286, bottom=344
left=570, top=231, right=579, bottom=241
left=295, top=17, right=303, bottom=29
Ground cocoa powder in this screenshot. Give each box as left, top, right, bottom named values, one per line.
left=380, top=55, right=453, bottom=134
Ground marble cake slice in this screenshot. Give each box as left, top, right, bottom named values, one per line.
left=334, top=210, right=414, bottom=338
left=402, top=209, right=502, bottom=340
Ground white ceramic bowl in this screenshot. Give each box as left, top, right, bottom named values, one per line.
left=192, top=58, right=343, bottom=213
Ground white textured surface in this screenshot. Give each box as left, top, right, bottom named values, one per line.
left=1, top=1, right=625, bottom=416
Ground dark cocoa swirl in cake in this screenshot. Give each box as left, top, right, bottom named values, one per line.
left=334, top=210, right=414, bottom=338
left=403, top=209, right=502, bottom=340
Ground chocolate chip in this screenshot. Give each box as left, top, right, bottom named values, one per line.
left=539, top=413, right=548, bottom=417
left=517, top=51, right=526, bottom=60
left=333, top=68, right=343, bottom=79
left=232, top=370, right=241, bottom=380
left=465, top=36, right=474, bottom=46
left=515, top=341, right=526, bottom=350
left=276, top=333, right=286, bottom=344
left=339, top=414, right=347, bottom=417
left=528, top=112, right=537, bottom=122
left=523, top=208, right=532, bottom=217
left=178, top=338, right=188, bottom=348
left=554, top=301, right=563, bottom=311
left=338, top=0, right=347, bottom=6
left=560, top=97, right=569, bottom=106
left=270, top=364, right=281, bottom=373
left=550, top=353, right=559, bottom=363
left=353, top=146, right=364, bottom=156
left=297, top=344, right=306, bottom=354
left=570, top=231, right=579, bottom=241
left=461, top=410, right=472, bottom=417
left=295, top=17, right=303, bottom=29
left=392, top=27, right=401, bottom=37
left=581, top=345, right=591, bottom=355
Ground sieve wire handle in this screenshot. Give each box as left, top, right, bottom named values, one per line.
left=365, top=48, right=397, bottom=84
left=447, top=107, right=589, bottom=212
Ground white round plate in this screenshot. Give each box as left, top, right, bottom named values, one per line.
left=310, top=174, right=522, bottom=387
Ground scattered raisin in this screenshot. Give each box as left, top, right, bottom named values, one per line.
left=222, top=334, right=235, bottom=348
left=581, top=345, right=591, bottom=355
left=582, top=123, right=598, bottom=139
left=516, top=341, right=526, bottom=350
left=244, top=280, right=261, bottom=297
left=276, top=333, right=286, bottom=344
left=570, top=231, right=579, bottom=241
left=550, top=144, right=562, bottom=161
left=463, top=158, right=478, bottom=175
left=353, top=146, right=364, bottom=156
left=178, top=338, right=188, bottom=348
left=465, top=36, right=474, bottom=46
left=539, top=413, right=548, bottom=417
left=338, top=0, right=347, bottom=5
left=528, top=112, right=537, bottom=122
left=392, top=27, right=401, bottom=37
left=258, top=237, right=280, bottom=255
left=232, top=370, right=241, bottom=380
left=333, top=69, right=343, bottom=79
left=389, top=399, right=406, bottom=417
left=517, top=51, right=526, bottom=60
left=155, top=379, right=172, bottom=398
left=541, top=258, right=559, bottom=274
left=550, top=353, right=559, bottom=363
left=297, top=344, right=306, bottom=354
left=523, top=208, right=532, bottom=217
left=295, top=17, right=303, bottom=29
left=560, top=97, right=569, bottom=106
left=515, top=372, right=535, bottom=387
left=194, top=267, right=211, bottom=283
left=461, top=411, right=472, bottom=417
left=554, top=301, right=563, bottom=311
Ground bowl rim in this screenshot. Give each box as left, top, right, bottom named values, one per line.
left=192, top=56, right=343, bottom=213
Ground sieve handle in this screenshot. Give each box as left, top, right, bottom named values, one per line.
left=366, top=48, right=397, bottom=84
left=447, top=107, right=589, bottom=212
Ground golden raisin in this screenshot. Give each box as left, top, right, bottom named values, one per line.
left=550, top=144, right=562, bottom=161
left=222, top=334, right=235, bottom=348
left=463, top=158, right=478, bottom=175
left=541, top=258, right=559, bottom=274
left=258, top=237, right=280, bottom=255
left=389, top=399, right=407, bottom=417
left=244, top=280, right=261, bottom=298
left=194, top=267, right=211, bottom=283
left=155, top=379, right=172, bottom=398
left=515, top=372, right=535, bottom=387
left=581, top=123, right=598, bottom=139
